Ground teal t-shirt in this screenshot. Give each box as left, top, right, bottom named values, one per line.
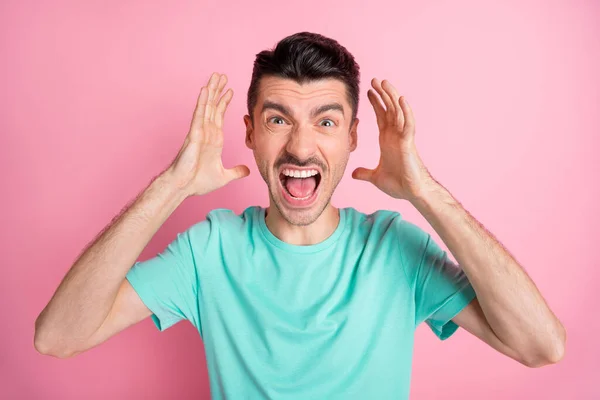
left=126, top=206, right=477, bottom=399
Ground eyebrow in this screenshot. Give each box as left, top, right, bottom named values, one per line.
left=261, top=101, right=345, bottom=119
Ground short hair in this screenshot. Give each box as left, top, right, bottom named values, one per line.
left=247, top=31, right=360, bottom=125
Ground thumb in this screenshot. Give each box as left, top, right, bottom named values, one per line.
left=225, top=165, right=250, bottom=182
left=352, top=167, right=374, bottom=182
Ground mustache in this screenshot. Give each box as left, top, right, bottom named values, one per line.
left=275, top=153, right=327, bottom=172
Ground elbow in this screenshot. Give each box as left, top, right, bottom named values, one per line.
left=523, top=326, right=566, bottom=368
left=523, top=350, right=564, bottom=368
left=34, top=318, right=78, bottom=359
left=522, top=352, right=563, bottom=368
left=34, top=334, right=78, bottom=359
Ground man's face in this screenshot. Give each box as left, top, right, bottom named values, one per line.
left=244, top=76, right=359, bottom=226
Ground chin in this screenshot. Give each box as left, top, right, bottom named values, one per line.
left=271, top=177, right=330, bottom=227
left=276, top=202, right=328, bottom=226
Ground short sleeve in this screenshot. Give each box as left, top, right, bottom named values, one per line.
left=397, top=218, right=477, bottom=340
left=126, top=227, right=202, bottom=332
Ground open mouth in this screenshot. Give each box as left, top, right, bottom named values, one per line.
left=278, top=167, right=322, bottom=206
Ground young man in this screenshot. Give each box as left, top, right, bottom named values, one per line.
left=34, top=32, right=566, bottom=399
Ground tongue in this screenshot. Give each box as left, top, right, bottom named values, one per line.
left=285, top=177, right=317, bottom=198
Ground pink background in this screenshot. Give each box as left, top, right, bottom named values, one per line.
left=2, top=0, right=598, bottom=398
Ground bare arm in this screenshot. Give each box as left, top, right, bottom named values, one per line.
left=412, top=183, right=566, bottom=367
left=34, top=171, right=186, bottom=358
left=354, top=78, right=565, bottom=368
left=34, top=72, right=249, bottom=358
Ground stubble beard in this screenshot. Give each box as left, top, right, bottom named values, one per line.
left=256, top=158, right=344, bottom=227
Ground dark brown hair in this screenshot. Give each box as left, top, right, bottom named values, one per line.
left=247, top=32, right=360, bottom=124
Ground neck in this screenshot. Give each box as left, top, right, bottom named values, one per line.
left=264, top=203, right=340, bottom=246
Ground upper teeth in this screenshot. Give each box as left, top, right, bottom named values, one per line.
left=282, top=169, right=319, bottom=178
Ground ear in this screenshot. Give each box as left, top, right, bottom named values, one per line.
left=243, top=115, right=255, bottom=150
left=349, top=117, right=359, bottom=152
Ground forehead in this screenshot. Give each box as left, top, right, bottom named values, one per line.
left=256, top=76, right=350, bottom=113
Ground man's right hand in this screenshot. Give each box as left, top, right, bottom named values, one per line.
left=168, top=72, right=250, bottom=197
left=35, top=72, right=249, bottom=358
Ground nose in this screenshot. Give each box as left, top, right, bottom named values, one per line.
left=285, top=125, right=318, bottom=162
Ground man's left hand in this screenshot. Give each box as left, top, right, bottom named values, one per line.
left=352, top=78, right=434, bottom=201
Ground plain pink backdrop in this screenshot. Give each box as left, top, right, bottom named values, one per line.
left=1, top=0, right=598, bottom=398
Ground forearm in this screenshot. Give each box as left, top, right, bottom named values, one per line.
left=35, top=169, right=187, bottom=351
left=410, top=179, right=566, bottom=364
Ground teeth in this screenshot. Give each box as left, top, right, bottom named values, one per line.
left=291, top=193, right=312, bottom=200
left=282, top=169, right=319, bottom=178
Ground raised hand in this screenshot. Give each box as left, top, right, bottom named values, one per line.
left=168, top=72, right=250, bottom=197
left=352, top=78, right=433, bottom=201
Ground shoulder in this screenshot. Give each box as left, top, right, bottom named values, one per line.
left=186, top=206, right=259, bottom=240
left=344, top=207, right=406, bottom=235
left=345, top=207, right=430, bottom=250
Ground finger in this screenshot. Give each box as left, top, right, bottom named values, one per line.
left=352, top=167, right=375, bottom=182
left=398, top=96, right=415, bottom=134
left=225, top=164, right=250, bottom=182
left=367, top=89, right=386, bottom=127
left=210, top=74, right=228, bottom=122
left=190, top=86, right=208, bottom=138
left=214, top=88, right=234, bottom=129
left=371, top=78, right=395, bottom=116
left=381, top=80, right=404, bottom=127
left=204, top=72, right=220, bottom=124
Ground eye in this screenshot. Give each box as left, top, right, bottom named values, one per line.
left=268, top=116, right=286, bottom=125
left=320, top=119, right=335, bottom=127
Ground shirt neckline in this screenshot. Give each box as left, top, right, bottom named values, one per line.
left=256, top=206, right=347, bottom=254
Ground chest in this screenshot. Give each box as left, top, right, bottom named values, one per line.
left=201, top=246, right=414, bottom=343
left=199, top=247, right=416, bottom=394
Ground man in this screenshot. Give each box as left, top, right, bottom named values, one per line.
left=34, top=32, right=566, bottom=399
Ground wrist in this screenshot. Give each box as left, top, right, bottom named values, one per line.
left=410, top=178, right=457, bottom=217
left=409, top=177, right=444, bottom=207
left=149, top=170, right=189, bottom=208
left=408, top=173, right=438, bottom=203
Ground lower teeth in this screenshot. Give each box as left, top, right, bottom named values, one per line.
left=291, top=193, right=312, bottom=200
left=284, top=185, right=313, bottom=201
left=281, top=175, right=319, bottom=201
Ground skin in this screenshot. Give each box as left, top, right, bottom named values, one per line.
left=353, top=78, right=566, bottom=368
left=243, top=75, right=358, bottom=244
left=35, top=72, right=565, bottom=369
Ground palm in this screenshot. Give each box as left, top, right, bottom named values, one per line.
left=169, top=73, right=249, bottom=196
left=352, top=78, right=430, bottom=201
left=369, top=143, right=426, bottom=200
